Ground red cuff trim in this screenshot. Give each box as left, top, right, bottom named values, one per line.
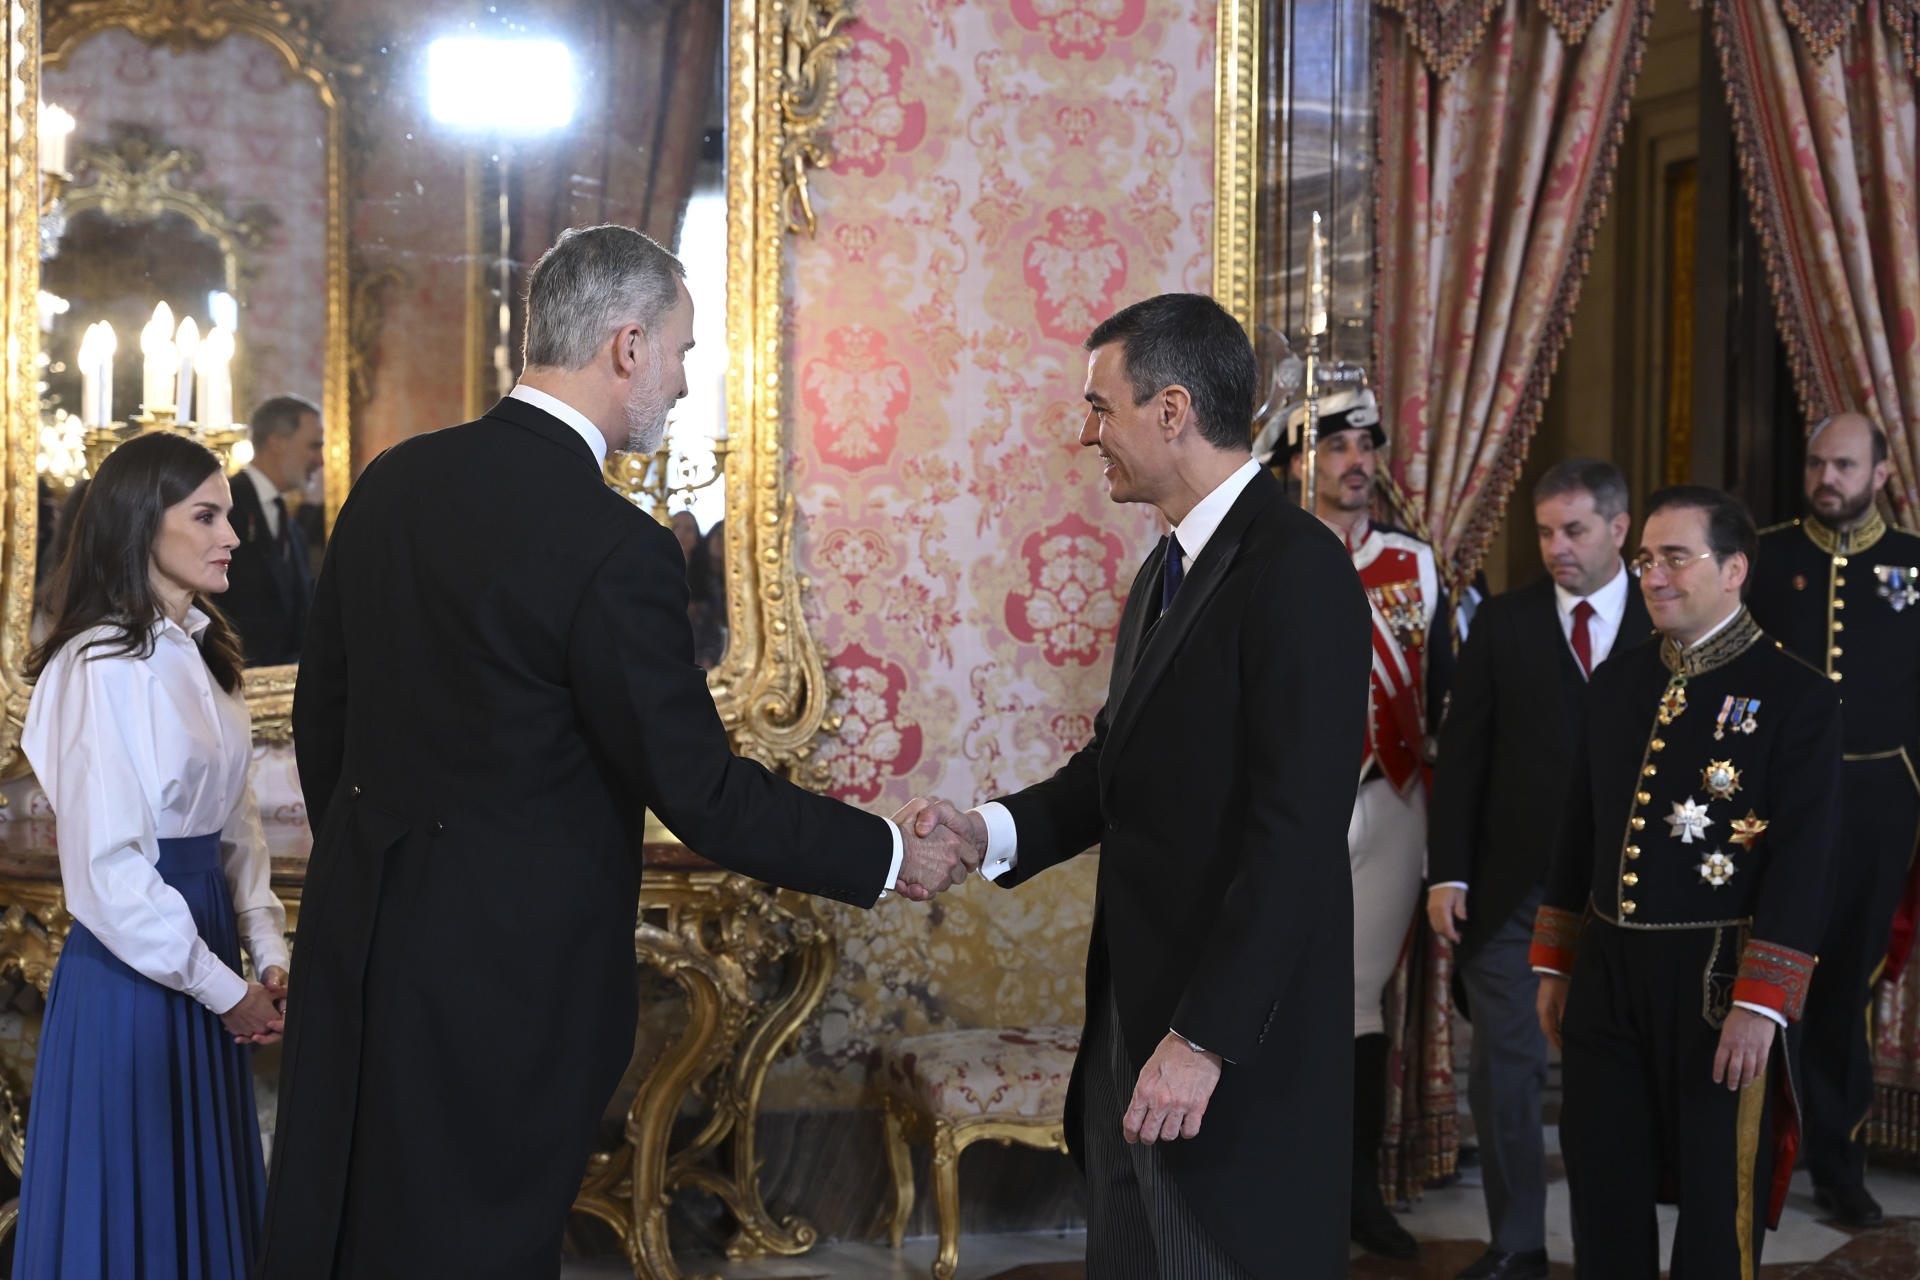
left=1734, top=940, right=1817, bottom=1022
left=1529, top=906, right=1582, bottom=975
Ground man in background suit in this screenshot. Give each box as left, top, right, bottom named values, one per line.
left=1428, top=458, right=1648, bottom=1280
left=916, top=293, right=1372, bottom=1277
left=213, top=394, right=322, bottom=664
left=259, top=225, right=979, bottom=1279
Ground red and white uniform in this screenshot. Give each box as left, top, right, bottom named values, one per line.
left=1342, top=517, right=1446, bottom=1036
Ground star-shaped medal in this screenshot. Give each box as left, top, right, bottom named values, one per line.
left=1701, top=760, right=1742, bottom=800
left=1658, top=680, right=1688, bottom=725
left=1730, top=812, right=1768, bottom=849
left=1698, top=849, right=1738, bottom=887
left=1667, top=797, right=1713, bottom=844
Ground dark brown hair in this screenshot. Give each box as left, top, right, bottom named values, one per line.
left=28, top=432, right=246, bottom=692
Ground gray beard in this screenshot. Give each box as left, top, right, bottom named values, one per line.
left=624, top=389, right=671, bottom=455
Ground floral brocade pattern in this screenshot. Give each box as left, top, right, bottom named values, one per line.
left=778, top=0, right=1213, bottom=1109
left=881, top=1024, right=1080, bottom=1118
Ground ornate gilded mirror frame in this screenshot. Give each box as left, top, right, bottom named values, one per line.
left=0, top=0, right=864, bottom=780
left=1214, top=0, right=1260, bottom=337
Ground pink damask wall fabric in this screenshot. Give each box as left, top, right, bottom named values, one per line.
left=1375, top=0, right=1653, bottom=588
left=1716, top=0, right=1920, bottom=523
left=770, top=0, right=1218, bottom=1107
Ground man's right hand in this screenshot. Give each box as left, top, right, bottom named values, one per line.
left=891, top=798, right=983, bottom=900
left=1536, top=973, right=1570, bottom=1052
left=1427, top=885, right=1468, bottom=944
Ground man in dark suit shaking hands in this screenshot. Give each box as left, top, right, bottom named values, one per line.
left=1427, top=458, right=1647, bottom=1280
left=914, top=293, right=1372, bottom=1277
left=258, top=225, right=979, bottom=1279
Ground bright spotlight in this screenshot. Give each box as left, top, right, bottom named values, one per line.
left=427, top=39, right=575, bottom=132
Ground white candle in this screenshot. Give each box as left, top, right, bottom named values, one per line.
left=174, top=316, right=199, bottom=423
left=95, top=321, right=116, bottom=428
left=141, top=303, right=177, bottom=412
left=78, top=323, right=101, bottom=429
left=197, top=324, right=234, bottom=431
left=38, top=103, right=73, bottom=176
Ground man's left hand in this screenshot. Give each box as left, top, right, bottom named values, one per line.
left=1123, top=1033, right=1223, bottom=1144
left=1712, top=1007, right=1776, bottom=1091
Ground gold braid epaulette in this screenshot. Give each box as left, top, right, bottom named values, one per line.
left=1659, top=608, right=1763, bottom=678
left=1802, top=508, right=1887, bottom=556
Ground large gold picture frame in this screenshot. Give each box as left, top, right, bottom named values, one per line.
left=0, top=0, right=866, bottom=781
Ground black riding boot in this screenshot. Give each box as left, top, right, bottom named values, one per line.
left=1351, top=1032, right=1419, bottom=1258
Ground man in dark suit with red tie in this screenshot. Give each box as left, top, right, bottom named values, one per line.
left=213, top=394, right=322, bottom=664
left=1428, top=458, right=1649, bottom=1280
left=914, top=293, right=1373, bottom=1277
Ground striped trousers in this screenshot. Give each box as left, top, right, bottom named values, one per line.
left=1081, top=990, right=1254, bottom=1279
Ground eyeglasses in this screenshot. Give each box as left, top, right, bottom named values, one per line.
left=1629, top=549, right=1715, bottom=577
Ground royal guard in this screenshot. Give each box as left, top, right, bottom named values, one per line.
left=1261, top=383, right=1453, bottom=1258
left=1535, top=486, right=1840, bottom=1277
left=1747, top=411, right=1920, bottom=1226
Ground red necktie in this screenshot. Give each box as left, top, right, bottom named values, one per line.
left=1571, top=599, right=1595, bottom=678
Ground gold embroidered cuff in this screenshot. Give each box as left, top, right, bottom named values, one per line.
left=1529, top=905, right=1582, bottom=975
left=1732, top=939, right=1817, bottom=1021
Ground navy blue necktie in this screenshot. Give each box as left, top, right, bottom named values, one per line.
left=1161, top=534, right=1185, bottom=615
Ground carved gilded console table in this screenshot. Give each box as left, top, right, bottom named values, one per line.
left=0, top=823, right=833, bottom=1280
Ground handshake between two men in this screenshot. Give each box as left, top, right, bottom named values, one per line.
left=887, top=797, right=990, bottom=900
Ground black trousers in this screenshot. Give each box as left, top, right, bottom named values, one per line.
left=1560, top=923, right=1774, bottom=1280
left=1800, top=755, right=1920, bottom=1189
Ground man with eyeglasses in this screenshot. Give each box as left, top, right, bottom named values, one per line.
left=1533, top=485, right=1840, bottom=1277
left=1745, top=412, right=1920, bottom=1228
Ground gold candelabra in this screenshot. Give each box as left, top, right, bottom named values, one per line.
left=81, top=409, right=250, bottom=480
left=605, top=437, right=730, bottom=526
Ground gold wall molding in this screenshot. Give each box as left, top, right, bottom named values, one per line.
left=776, top=0, right=853, bottom=237
left=1213, top=0, right=1260, bottom=338
left=1, top=0, right=45, bottom=768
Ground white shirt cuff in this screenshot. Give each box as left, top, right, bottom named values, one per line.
left=193, top=962, right=249, bottom=1016
left=1429, top=881, right=1469, bottom=892
left=1531, top=966, right=1569, bottom=979
left=973, top=802, right=1019, bottom=881
left=877, top=817, right=905, bottom=899
left=1733, top=999, right=1787, bottom=1028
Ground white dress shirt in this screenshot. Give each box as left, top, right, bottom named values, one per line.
left=21, top=611, right=290, bottom=1015
left=1554, top=559, right=1631, bottom=671
left=507, top=385, right=905, bottom=890
left=240, top=464, right=287, bottom=538
left=509, top=383, right=610, bottom=467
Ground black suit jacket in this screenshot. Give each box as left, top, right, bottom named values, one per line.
left=1428, top=573, right=1652, bottom=960
left=260, top=398, right=894, bottom=1279
left=212, top=469, right=311, bottom=665
left=994, top=467, right=1371, bottom=1278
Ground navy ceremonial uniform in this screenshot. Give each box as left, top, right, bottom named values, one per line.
left=1532, top=609, right=1840, bottom=1277
left=1748, top=511, right=1920, bottom=1194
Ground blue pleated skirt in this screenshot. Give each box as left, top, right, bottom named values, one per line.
left=13, top=832, right=266, bottom=1278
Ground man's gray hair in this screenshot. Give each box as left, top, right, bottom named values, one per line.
left=523, top=224, right=686, bottom=371
left=249, top=394, right=320, bottom=446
